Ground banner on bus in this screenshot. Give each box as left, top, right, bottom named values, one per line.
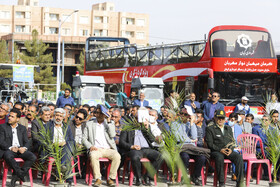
left=212, top=58, right=277, bottom=73
left=13, top=65, right=34, bottom=82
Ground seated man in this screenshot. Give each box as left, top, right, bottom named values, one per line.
left=0, top=108, right=36, bottom=187
left=69, top=108, right=88, bottom=178
left=31, top=106, right=51, bottom=153
left=172, top=108, right=205, bottom=186
left=44, top=108, right=75, bottom=185
left=252, top=114, right=275, bottom=180
left=119, top=107, right=162, bottom=186
left=205, top=110, right=244, bottom=187
left=82, top=105, right=120, bottom=187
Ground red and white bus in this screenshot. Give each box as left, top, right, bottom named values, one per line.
left=84, top=25, right=277, bottom=117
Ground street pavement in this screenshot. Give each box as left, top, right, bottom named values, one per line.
left=2, top=173, right=271, bottom=187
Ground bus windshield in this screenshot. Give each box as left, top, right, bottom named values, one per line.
left=215, top=73, right=276, bottom=104
left=210, top=30, right=275, bottom=58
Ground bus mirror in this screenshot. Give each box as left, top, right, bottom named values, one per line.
left=208, top=78, right=214, bottom=90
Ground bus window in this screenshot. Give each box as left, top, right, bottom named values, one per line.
left=210, top=30, right=275, bottom=58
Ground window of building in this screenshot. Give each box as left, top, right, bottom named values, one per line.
left=33, top=2, right=38, bottom=6
left=103, top=16, right=108, bottom=24
left=124, top=31, right=134, bottom=38
left=0, top=25, right=10, bottom=33
left=15, top=11, right=25, bottom=19
left=110, top=6, right=114, bottom=11
left=125, top=18, right=135, bottom=25
left=62, top=14, right=72, bottom=22
left=49, top=13, right=59, bottom=21
left=136, top=19, right=145, bottom=26
left=103, top=30, right=108, bottom=36
left=94, top=16, right=102, bottom=23
left=49, top=27, right=58, bottom=34
left=94, top=29, right=102, bottom=36
left=62, top=28, right=71, bottom=36
left=79, top=29, right=88, bottom=36
left=80, top=16, right=89, bottom=24
left=136, top=32, right=145, bottom=39
left=0, top=11, right=10, bottom=19
left=15, top=25, right=30, bottom=33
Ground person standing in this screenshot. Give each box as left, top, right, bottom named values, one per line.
left=133, top=91, right=149, bottom=107
left=203, top=92, right=225, bottom=123
left=183, top=92, right=200, bottom=113
left=82, top=105, right=120, bottom=187
left=164, top=90, right=179, bottom=110
left=56, top=88, right=75, bottom=108
left=0, top=108, right=36, bottom=187
left=205, top=110, right=244, bottom=187
left=234, top=96, right=250, bottom=115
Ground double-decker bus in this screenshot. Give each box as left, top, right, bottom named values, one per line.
left=84, top=25, right=277, bottom=117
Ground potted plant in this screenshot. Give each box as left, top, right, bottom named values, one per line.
left=265, top=126, right=280, bottom=187
left=159, top=127, right=190, bottom=186
left=34, top=121, right=83, bottom=187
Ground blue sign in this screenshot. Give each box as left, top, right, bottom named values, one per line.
left=13, top=66, right=34, bottom=82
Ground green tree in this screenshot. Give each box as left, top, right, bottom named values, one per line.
left=21, top=29, right=56, bottom=91
left=77, top=48, right=85, bottom=75
left=0, top=40, right=12, bottom=78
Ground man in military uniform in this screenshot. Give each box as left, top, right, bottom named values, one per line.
left=205, top=110, right=244, bottom=187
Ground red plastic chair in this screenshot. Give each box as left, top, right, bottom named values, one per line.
left=205, top=158, right=231, bottom=186
left=42, top=157, right=76, bottom=186
left=237, top=134, right=272, bottom=186
left=85, top=157, right=119, bottom=186
left=122, top=157, right=157, bottom=186
left=2, top=158, right=33, bottom=187
left=177, top=159, right=205, bottom=186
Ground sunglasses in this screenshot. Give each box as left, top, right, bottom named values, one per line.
left=0, top=106, right=8, bottom=112
left=212, top=95, right=218, bottom=98
left=76, top=115, right=84, bottom=121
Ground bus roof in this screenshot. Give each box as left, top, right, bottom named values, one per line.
left=86, top=37, right=130, bottom=45
left=209, top=25, right=269, bottom=35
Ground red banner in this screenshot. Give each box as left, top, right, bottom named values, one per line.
left=212, top=58, right=277, bottom=73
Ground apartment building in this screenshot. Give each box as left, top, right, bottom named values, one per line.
left=0, top=0, right=149, bottom=83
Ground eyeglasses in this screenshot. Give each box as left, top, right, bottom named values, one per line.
left=0, top=106, right=8, bottom=112
left=76, top=116, right=84, bottom=121
left=212, top=95, right=218, bottom=98
left=28, top=109, right=35, bottom=113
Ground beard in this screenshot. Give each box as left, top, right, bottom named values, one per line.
left=54, top=118, right=63, bottom=125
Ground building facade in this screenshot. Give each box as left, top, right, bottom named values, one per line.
left=0, top=0, right=149, bottom=83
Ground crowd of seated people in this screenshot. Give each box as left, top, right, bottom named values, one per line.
left=0, top=88, right=279, bottom=187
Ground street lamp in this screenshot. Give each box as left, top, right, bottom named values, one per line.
left=56, top=9, right=79, bottom=100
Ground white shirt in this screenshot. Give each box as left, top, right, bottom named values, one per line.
left=171, top=97, right=178, bottom=109
left=94, top=122, right=110, bottom=149
left=12, top=124, right=20, bottom=148
left=150, top=122, right=162, bottom=137
left=75, top=126, right=83, bottom=144
left=53, top=125, right=65, bottom=143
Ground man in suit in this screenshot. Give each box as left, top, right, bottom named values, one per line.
left=119, top=109, right=162, bottom=186
left=31, top=106, right=51, bottom=152
left=133, top=91, right=149, bottom=107
left=0, top=103, right=10, bottom=125
left=44, top=108, right=75, bottom=185
left=164, top=90, right=179, bottom=110
left=183, top=92, right=200, bottom=113
left=0, top=108, right=36, bottom=187
left=205, top=110, right=244, bottom=187
left=203, top=92, right=225, bottom=123
left=82, top=105, right=120, bottom=187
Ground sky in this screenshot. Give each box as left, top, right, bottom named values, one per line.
left=2, top=0, right=280, bottom=51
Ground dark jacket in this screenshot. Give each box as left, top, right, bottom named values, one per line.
left=69, top=120, right=86, bottom=140
left=205, top=122, right=235, bottom=152
left=31, top=118, right=42, bottom=151
left=119, top=126, right=156, bottom=152
left=0, top=123, right=30, bottom=158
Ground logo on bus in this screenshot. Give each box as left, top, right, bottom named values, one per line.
left=129, top=68, right=149, bottom=79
